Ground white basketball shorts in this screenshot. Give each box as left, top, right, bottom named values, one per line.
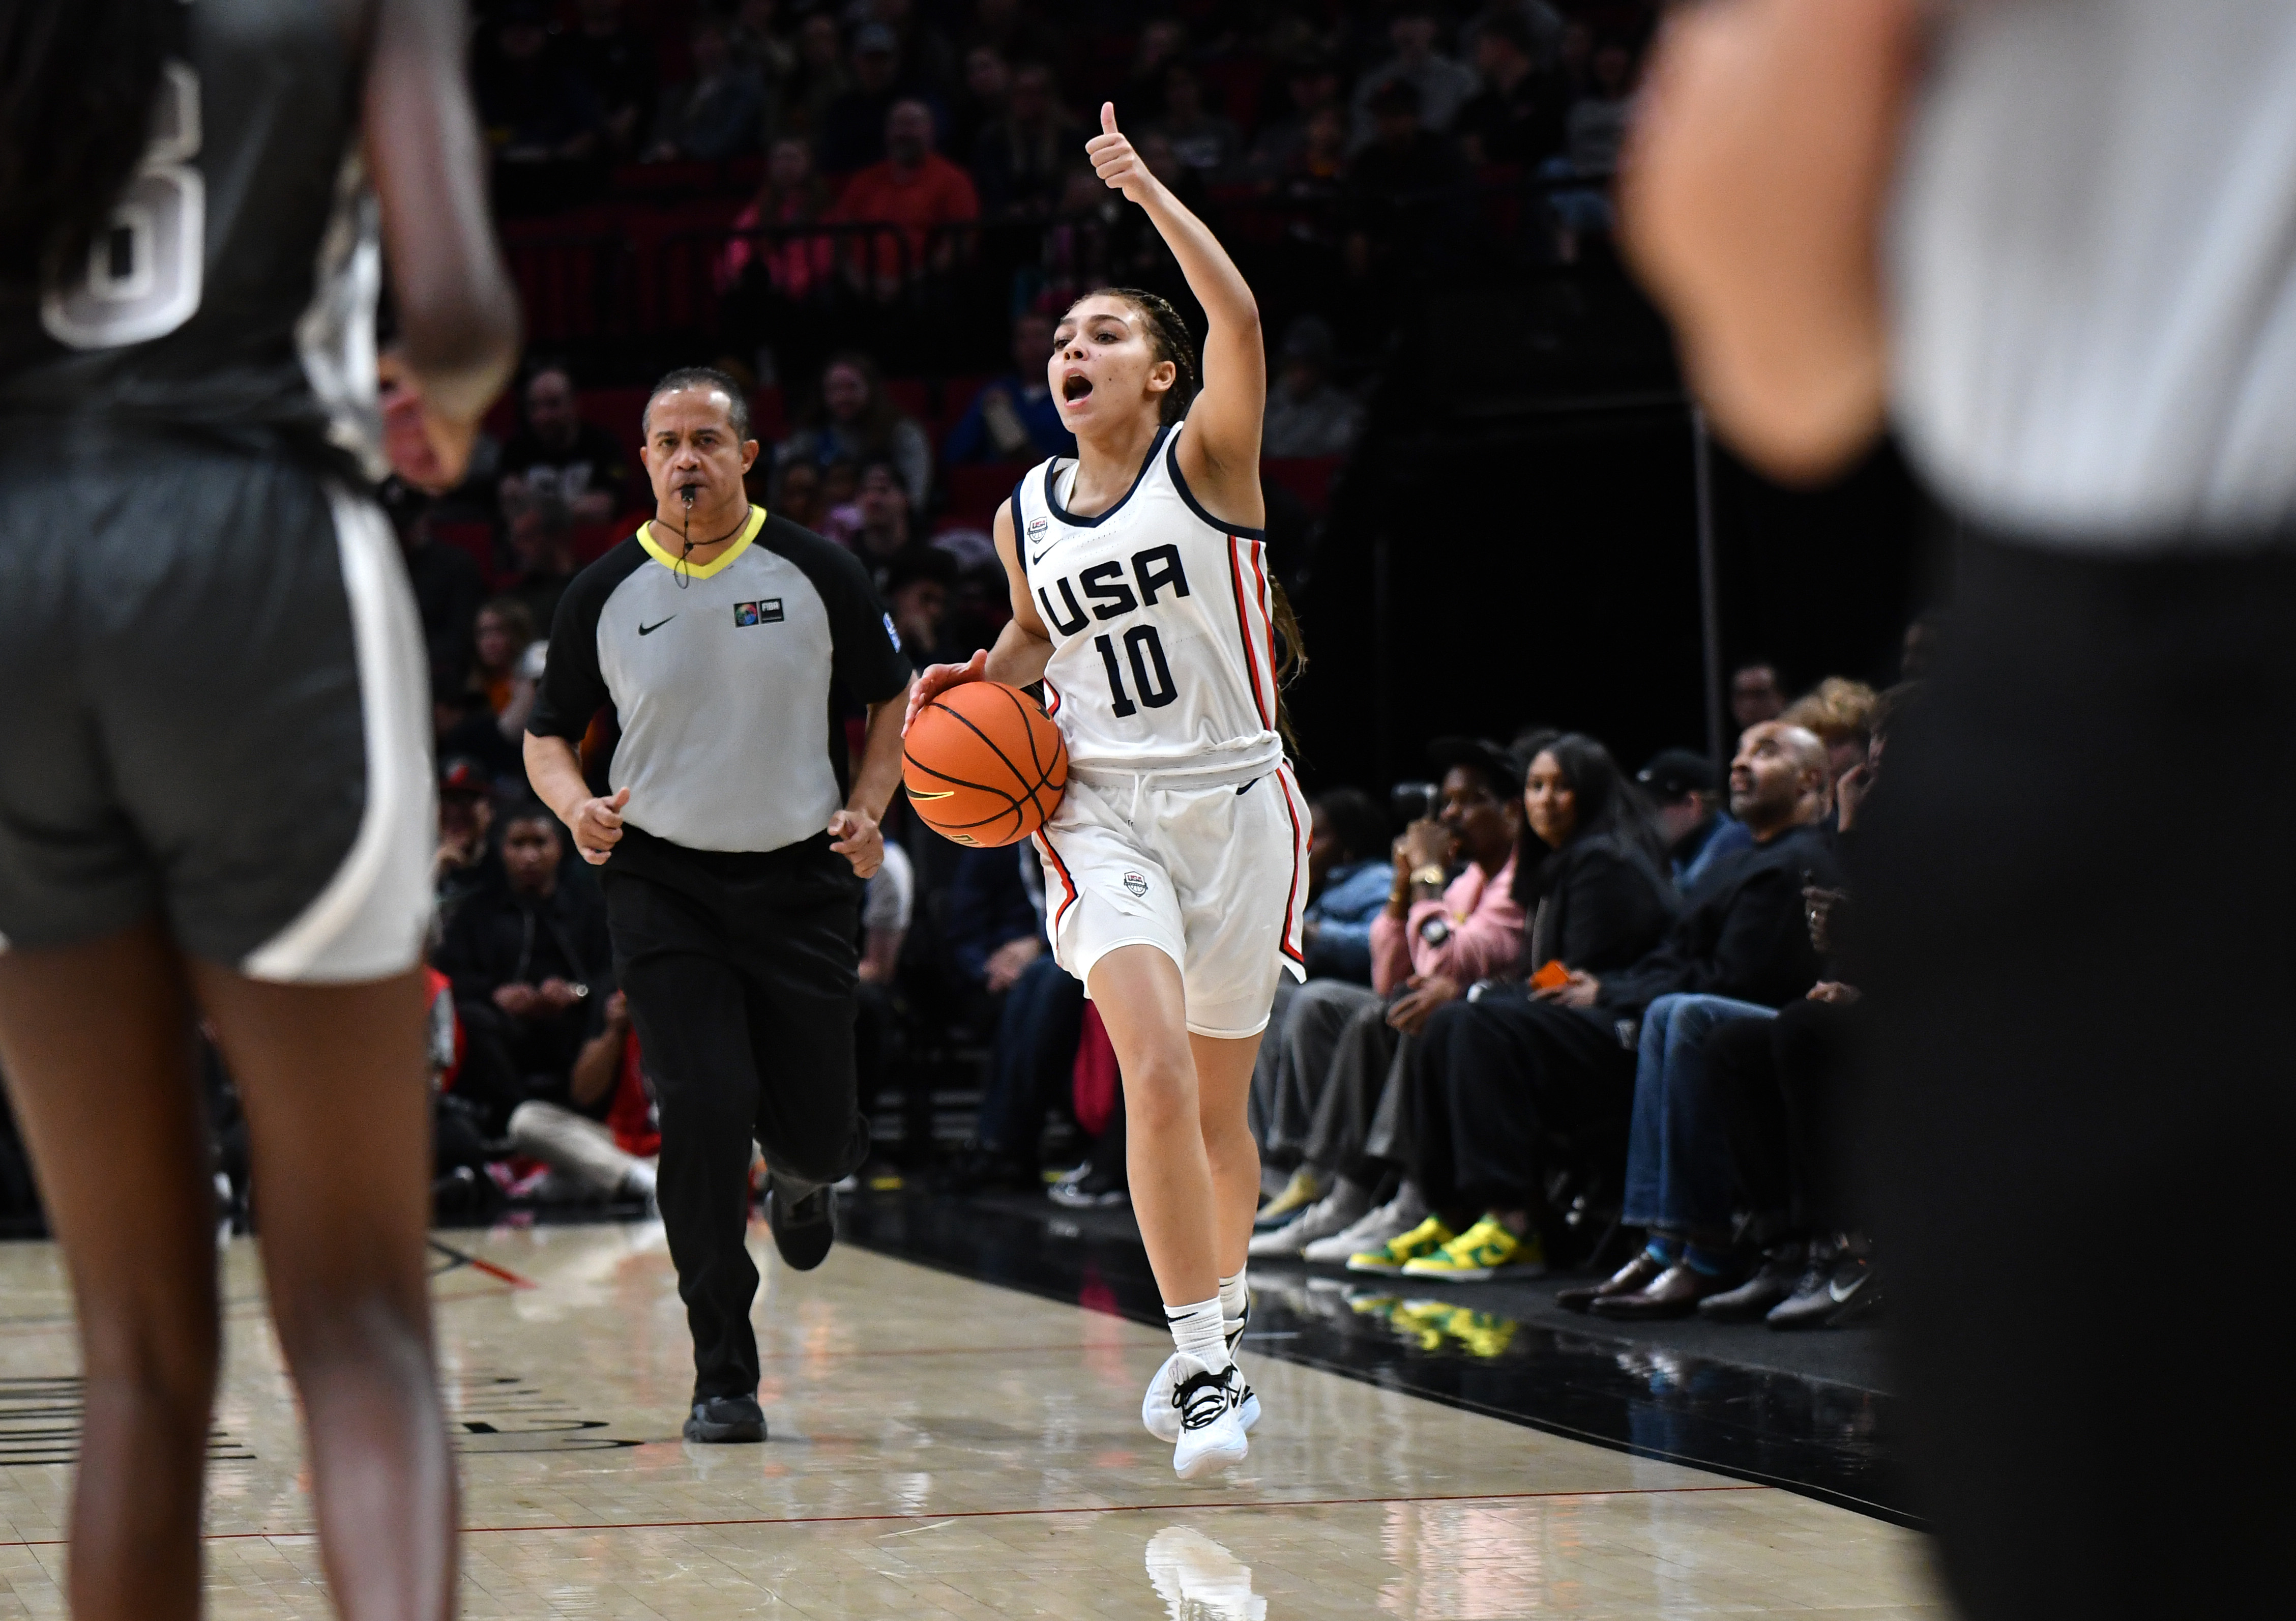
left=1032, top=760, right=1310, bottom=1039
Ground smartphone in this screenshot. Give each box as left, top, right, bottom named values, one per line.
left=1529, top=959, right=1571, bottom=991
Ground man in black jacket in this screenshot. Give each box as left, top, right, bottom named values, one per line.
left=433, top=801, right=614, bottom=1130
left=1559, top=721, right=1839, bottom=1317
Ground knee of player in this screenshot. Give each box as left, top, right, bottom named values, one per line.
left=1121, top=1056, right=1199, bottom=1127
left=79, top=1313, right=221, bottom=1420
left=268, top=1284, right=431, bottom=1379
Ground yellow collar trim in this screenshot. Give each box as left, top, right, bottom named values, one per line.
left=638, top=505, right=767, bottom=580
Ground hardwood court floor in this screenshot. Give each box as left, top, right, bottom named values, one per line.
left=0, top=1222, right=1946, bottom=1617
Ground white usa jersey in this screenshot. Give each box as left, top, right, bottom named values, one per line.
left=1013, top=419, right=1285, bottom=774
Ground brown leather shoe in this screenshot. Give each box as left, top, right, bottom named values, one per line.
left=1555, top=1250, right=1667, bottom=1314
left=1588, top=1261, right=1736, bottom=1320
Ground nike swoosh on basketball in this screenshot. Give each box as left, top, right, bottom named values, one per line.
left=638, top=616, right=675, bottom=635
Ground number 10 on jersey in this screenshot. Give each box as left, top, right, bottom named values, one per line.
left=1094, top=626, right=1177, bottom=717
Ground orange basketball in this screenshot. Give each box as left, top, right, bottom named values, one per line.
left=903, top=681, right=1068, bottom=848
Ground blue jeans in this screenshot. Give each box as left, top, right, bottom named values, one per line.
left=1621, top=993, right=1776, bottom=1240
left=976, top=951, right=1085, bottom=1162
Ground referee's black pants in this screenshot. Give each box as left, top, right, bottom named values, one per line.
left=1855, top=530, right=2295, bottom=1620
left=603, top=828, right=872, bottom=1402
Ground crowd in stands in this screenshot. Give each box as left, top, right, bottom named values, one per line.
left=472, top=0, right=1656, bottom=389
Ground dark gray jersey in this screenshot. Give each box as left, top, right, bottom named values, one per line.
left=0, top=0, right=381, bottom=475
left=529, top=511, right=913, bottom=855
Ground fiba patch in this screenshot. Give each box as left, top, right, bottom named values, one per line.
left=1122, top=871, right=1150, bottom=898
left=733, top=599, right=783, bottom=627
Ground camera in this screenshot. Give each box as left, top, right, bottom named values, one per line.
left=1390, top=780, right=1440, bottom=826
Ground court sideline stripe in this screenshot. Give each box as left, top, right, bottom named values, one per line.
left=0, top=1484, right=1770, bottom=1549
left=427, top=1237, right=537, bottom=1290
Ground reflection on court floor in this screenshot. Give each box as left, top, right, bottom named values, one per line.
left=0, top=1222, right=1945, bottom=1616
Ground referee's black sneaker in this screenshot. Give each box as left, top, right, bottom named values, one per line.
left=683, top=1395, right=766, bottom=1443
left=764, top=1176, right=837, bottom=1271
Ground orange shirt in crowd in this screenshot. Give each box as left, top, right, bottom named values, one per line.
left=828, top=154, right=980, bottom=280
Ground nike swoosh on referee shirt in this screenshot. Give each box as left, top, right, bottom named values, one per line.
left=638, top=616, right=675, bottom=635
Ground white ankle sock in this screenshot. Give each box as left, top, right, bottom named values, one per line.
left=1217, top=1268, right=1249, bottom=1328
left=1163, top=1296, right=1230, bottom=1371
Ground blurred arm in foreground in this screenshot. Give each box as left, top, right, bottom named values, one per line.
left=1618, top=0, right=1925, bottom=484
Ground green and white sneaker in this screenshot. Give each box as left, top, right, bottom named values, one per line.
left=1346, top=1215, right=1456, bottom=1275
left=1400, top=1216, right=1545, bottom=1281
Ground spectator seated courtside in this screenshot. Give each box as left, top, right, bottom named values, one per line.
left=1247, top=786, right=1393, bottom=1197
left=434, top=800, right=614, bottom=1136
left=1249, top=741, right=1524, bottom=1246
left=1557, top=722, right=1844, bottom=1318
left=1637, top=747, right=1753, bottom=891
left=1270, top=734, right=1676, bottom=1272
left=505, top=989, right=662, bottom=1206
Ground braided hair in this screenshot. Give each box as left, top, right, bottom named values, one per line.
left=1075, top=284, right=1310, bottom=745
left=0, top=0, right=169, bottom=293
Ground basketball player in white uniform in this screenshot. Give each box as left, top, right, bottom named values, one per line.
left=908, top=105, right=1308, bottom=1480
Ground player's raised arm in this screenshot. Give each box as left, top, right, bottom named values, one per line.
left=365, top=0, right=521, bottom=489
left=1086, top=103, right=1264, bottom=518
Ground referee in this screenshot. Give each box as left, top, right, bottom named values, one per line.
left=524, top=367, right=911, bottom=1444
left=1627, top=3, right=2294, bottom=1616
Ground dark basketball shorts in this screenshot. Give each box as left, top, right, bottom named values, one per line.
left=0, top=437, right=433, bottom=981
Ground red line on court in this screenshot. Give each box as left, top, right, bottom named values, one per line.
left=0, top=1484, right=1771, bottom=1549
left=427, top=1238, right=538, bottom=1290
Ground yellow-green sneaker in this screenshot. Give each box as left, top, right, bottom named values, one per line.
left=1400, top=1217, right=1545, bottom=1281
left=1442, top=1307, right=1520, bottom=1358
left=1346, top=1215, right=1455, bottom=1275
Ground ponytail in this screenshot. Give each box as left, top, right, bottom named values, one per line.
left=0, top=0, right=169, bottom=292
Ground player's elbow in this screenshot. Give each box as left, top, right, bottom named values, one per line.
left=398, top=274, right=522, bottom=421
left=1685, top=328, right=1889, bottom=487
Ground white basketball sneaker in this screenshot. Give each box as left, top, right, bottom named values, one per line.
left=1143, top=1307, right=1258, bottom=1442
left=1166, top=1356, right=1250, bottom=1481
left=1144, top=1526, right=1268, bottom=1620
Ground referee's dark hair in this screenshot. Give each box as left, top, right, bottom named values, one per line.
left=643, top=366, right=753, bottom=441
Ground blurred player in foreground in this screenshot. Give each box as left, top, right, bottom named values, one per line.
left=1624, top=2, right=2292, bottom=1615
left=0, top=1, right=516, bottom=1615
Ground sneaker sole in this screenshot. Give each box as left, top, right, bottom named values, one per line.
left=1174, top=1434, right=1249, bottom=1481
left=1398, top=1262, right=1549, bottom=1281
left=1345, top=1257, right=1410, bottom=1274
left=682, top=1420, right=766, bottom=1443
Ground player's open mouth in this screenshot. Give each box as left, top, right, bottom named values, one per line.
left=1062, top=374, right=1093, bottom=403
